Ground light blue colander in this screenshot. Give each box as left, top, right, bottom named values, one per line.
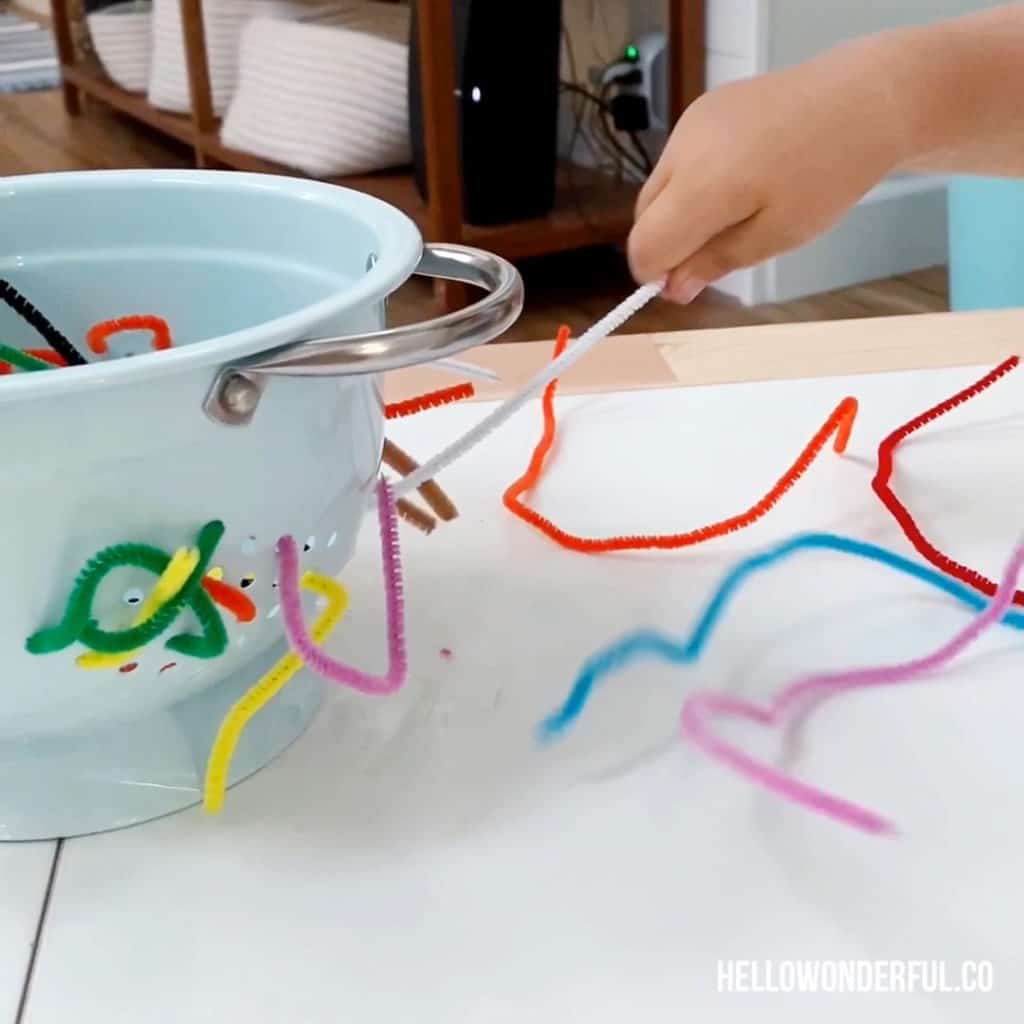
left=0, top=169, right=521, bottom=839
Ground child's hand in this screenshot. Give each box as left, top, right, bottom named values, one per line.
left=628, top=39, right=908, bottom=303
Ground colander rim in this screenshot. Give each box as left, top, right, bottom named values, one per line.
left=0, top=168, right=422, bottom=401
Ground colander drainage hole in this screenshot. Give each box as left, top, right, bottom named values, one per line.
left=123, top=588, right=144, bottom=606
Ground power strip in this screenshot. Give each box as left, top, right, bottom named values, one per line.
left=626, top=31, right=668, bottom=134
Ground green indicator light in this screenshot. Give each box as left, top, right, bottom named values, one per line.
left=625, top=44, right=639, bottom=61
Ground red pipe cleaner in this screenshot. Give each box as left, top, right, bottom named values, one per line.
left=0, top=348, right=66, bottom=374
left=385, top=382, right=475, bottom=420
left=871, top=355, right=1022, bottom=604
left=87, top=314, right=173, bottom=355
left=503, top=326, right=859, bottom=553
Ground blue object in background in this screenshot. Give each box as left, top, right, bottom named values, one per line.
left=948, top=175, right=1024, bottom=311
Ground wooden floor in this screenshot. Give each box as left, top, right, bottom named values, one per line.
left=0, top=89, right=949, bottom=341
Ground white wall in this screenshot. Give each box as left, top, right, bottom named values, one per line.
left=630, top=0, right=667, bottom=37
left=762, top=0, right=1006, bottom=302
left=623, top=0, right=1007, bottom=303
left=767, top=0, right=1007, bottom=68
left=629, top=0, right=1007, bottom=99
left=575, top=1, right=1008, bottom=302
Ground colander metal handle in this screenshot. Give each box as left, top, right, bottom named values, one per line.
left=202, top=243, right=523, bottom=427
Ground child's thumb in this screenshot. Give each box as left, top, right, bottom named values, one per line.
left=663, top=212, right=779, bottom=302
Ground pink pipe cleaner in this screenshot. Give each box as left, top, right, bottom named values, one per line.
left=681, top=537, right=1024, bottom=836
left=276, top=478, right=407, bottom=695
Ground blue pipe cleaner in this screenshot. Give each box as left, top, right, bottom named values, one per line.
left=539, top=532, right=1024, bottom=740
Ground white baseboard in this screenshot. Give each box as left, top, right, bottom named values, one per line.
left=715, top=175, right=949, bottom=305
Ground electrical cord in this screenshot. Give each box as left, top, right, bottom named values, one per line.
left=597, top=80, right=654, bottom=176
left=560, top=30, right=608, bottom=234
left=561, top=79, right=625, bottom=177
left=626, top=128, right=654, bottom=175
left=561, top=81, right=649, bottom=179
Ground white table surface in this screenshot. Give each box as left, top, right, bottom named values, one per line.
left=13, top=358, right=1024, bottom=1022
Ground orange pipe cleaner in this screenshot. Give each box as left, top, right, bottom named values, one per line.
left=503, top=326, right=859, bottom=553
left=0, top=348, right=66, bottom=374
left=385, top=382, right=474, bottom=420
left=87, top=314, right=173, bottom=355
left=201, top=577, right=257, bottom=623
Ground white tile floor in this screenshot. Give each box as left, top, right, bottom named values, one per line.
left=8, top=376, right=1024, bottom=1021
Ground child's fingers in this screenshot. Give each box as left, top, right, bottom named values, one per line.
left=663, top=267, right=708, bottom=305
left=661, top=210, right=785, bottom=303
left=634, top=157, right=671, bottom=218
left=627, top=174, right=759, bottom=286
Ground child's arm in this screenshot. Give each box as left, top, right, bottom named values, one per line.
left=629, top=4, right=1024, bottom=303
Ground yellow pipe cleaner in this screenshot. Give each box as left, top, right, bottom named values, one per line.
left=202, top=571, right=348, bottom=813
left=76, top=546, right=200, bottom=670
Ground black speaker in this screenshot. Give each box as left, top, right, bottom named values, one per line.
left=408, top=0, right=563, bottom=227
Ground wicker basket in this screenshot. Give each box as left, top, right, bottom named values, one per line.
left=87, top=1, right=152, bottom=93
left=221, top=2, right=410, bottom=177
left=147, top=0, right=320, bottom=114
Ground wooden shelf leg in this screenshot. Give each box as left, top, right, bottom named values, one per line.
left=416, top=0, right=471, bottom=312
left=51, top=0, right=82, bottom=116
left=60, top=75, right=82, bottom=117
left=668, top=0, right=706, bottom=125
left=180, top=0, right=217, bottom=168
left=434, top=278, right=472, bottom=313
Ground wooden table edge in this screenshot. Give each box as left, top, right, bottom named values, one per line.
left=384, top=309, right=1024, bottom=403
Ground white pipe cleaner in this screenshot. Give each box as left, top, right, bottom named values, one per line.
left=382, top=281, right=663, bottom=505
